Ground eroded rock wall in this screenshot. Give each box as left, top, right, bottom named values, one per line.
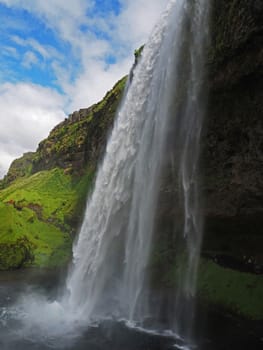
left=203, top=0, right=263, bottom=266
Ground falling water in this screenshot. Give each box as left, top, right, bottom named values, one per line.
left=65, top=0, right=210, bottom=337
left=0, top=1, right=210, bottom=347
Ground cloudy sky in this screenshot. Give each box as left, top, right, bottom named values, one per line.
left=0, top=0, right=169, bottom=178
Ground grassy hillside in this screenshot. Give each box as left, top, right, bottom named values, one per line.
left=0, top=76, right=127, bottom=270
left=0, top=34, right=262, bottom=322
left=0, top=167, right=94, bottom=269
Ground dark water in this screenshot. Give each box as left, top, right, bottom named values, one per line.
left=0, top=270, right=262, bottom=350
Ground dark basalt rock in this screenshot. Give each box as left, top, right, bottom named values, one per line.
left=202, top=0, right=263, bottom=265
left=0, top=0, right=262, bottom=319
left=150, top=0, right=263, bottom=319
left=251, top=0, right=263, bottom=16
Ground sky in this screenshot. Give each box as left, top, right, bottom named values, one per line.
left=0, top=0, right=169, bottom=178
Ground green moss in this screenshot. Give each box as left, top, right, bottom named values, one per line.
left=0, top=72, right=127, bottom=270
left=31, top=76, right=127, bottom=175
left=134, top=45, right=144, bottom=60
left=93, top=76, right=127, bottom=115
left=67, top=166, right=95, bottom=227
left=0, top=168, right=74, bottom=224
left=197, top=258, right=263, bottom=320
left=150, top=239, right=263, bottom=320
left=0, top=167, right=95, bottom=269
left=0, top=236, right=34, bottom=270
left=0, top=152, right=35, bottom=188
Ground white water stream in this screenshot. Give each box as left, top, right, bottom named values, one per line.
left=0, top=0, right=210, bottom=346
left=65, top=0, right=210, bottom=333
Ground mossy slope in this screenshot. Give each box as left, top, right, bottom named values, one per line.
left=0, top=77, right=126, bottom=270
left=0, top=167, right=94, bottom=269
left=197, top=259, right=263, bottom=320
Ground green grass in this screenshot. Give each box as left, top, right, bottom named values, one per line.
left=150, top=247, right=263, bottom=320
left=33, top=76, right=127, bottom=174
left=0, top=74, right=125, bottom=270
left=134, top=45, right=144, bottom=60
left=197, top=258, right=263, bottom=320
left=0, top=152, right=35, bottom=188
left=0, top=167, right=94, bottom=269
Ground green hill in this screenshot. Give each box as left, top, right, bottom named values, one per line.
left=0, top=1, right=262, bottom=320
left=0, top=76, right=127, bottom=269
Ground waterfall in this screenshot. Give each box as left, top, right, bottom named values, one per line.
left=2, top=1, right=210, bottom=346
left=65, top=0, right=210, bottom=336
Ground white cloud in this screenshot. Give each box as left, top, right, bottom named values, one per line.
left=2, top=45, right=19, bottom=58
left=3, top=0, right=169, bottom=107
left=11, top=35, right=62, bottom=61
left=0, top=0, right=169, bottom=177
left=61, top=0, right=169, bottom=109
left=0, top=82, right=67, bottom=177
left=66, top=57, right=132, bottom=111
left=22, top=51, right=39, bottom=68
left=26, top=39, right=50, bottom=60
left=117, top=0, right=169, bottom=47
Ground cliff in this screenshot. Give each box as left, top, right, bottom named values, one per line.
left=204, top=0, right=263, bottom=246
left=0, top=77, right=126, bottom=269
left=151, top=0, right=263, bottom=320
left=0, top=0, right=262, bottom=320
left=201, top=0, right=263, bottom=318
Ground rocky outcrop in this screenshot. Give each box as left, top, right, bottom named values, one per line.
left=0, top=77, right=127, bottom=270
left=151, top=0, right=263, bottom=320
left=0, top=0, right=262, bottom=320
left=32, top=77, right=127, bottom=177
left=0, top=152, right=35, bottom=189
left=202, top=0, right=263, bottom=268
left=193, top=0, right=263, bottom=319
left=0, top=77, right=127, bottom=189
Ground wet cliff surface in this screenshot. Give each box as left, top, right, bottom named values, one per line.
left=203, top=0, right=263, bottom=263
left=0, top=0, right=262, bottom=320
left=152, top=0, right=263, bottom=320
left=198, top=0, right=263, bottom=319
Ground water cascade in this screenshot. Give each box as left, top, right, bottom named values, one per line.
left=0, top=1, right=211, bottom=348
left=65, top=0, right=210, bottom=337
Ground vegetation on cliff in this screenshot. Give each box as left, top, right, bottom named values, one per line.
left=0, top=0, right=262, bottom=321
left=200, top=0, right=263, bottom=319
left=0, top=167, right=95, bottom=268
left=0, top=76, right=127, bottom=269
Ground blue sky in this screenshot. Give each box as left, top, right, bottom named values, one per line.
left=0, top=1, right=121, bottom=90
left=0, top=0, right=168, bottom=177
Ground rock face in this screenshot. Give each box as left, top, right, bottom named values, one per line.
left=0, top=0, right=262, bottom=319
left=32, top=77, right=126, bottom=176
left=0, top=77, right=127, bottom=189
left=194, top=0, right=263, bottom=319
left=203, top=0, right=263, bottom=268
left=0, top=77, right=127, bottom=270
left=151, top=0, right=263, bottom=320
left=0, top=152, right=35, bottom=189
